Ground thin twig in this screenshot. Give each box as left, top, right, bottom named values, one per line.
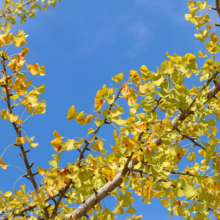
left=1, top=55, right=50, bottom=219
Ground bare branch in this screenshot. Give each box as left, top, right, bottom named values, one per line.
left=216, top=0, right=220, bottom=17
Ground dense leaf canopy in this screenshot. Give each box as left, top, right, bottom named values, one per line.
left=1, top=0, right=220, bottom=219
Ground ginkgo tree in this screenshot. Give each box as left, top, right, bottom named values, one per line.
left=0, top=0, right=220, bottom=219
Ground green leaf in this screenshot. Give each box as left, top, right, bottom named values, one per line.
left=152, top=76, right=164, bottom=86
left=94, top=119, right=105, bottom=127
left=114, top=207, right=124, bottom=214
left=78, top=167, right=93, bottom=181
left=183, top=184, right=196, bottom=199
left=64, top=139, right=75, bottom=151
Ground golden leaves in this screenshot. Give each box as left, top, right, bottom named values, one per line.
left=27, top=137, right=38, bottom=148
left=132, top=123, right=148, bottom=133
left=95, top=98, right=104, bottom=111
left=101, top=169, right=115, bottom=181
left=51, top=138, right=63, bottom=152
left=91, top=140, right=106, bottom=153
left=33, top=84, right=45, bottom=94
left=86, top=114, right=96, bottom=123
left=139, top=82, right=154, bottom=93
left=0, top=24, right=14, bottom=46
left=26, top=63, right=45, bottom=76
left=210, top=32, right=217, bottom=43
left=147, top=142, right=157, bottom=151
left=14, top=30, right=28, bottom=47
left=37, top=166, right=48, bottom=175
left=16, top=136, right=26, bottom=145
left=53, top=130, right=63, bottom=139
left=76, top=111, right=86, bottom=126
left=67, top=105, right=78, bottom=120
left=130, top=70, right=140, bottom=83
left=123, top=87, right=137, bottom=107
left=123, top=137, right=135, bottom=150
left=7, top=58, right=25, bottom=72
left=67, top=109, right=96, bottom=126
left=112, top=72, right=123, bottom=83
left=18, top=47, right=29, bottom=59
left=0, top=157, right=8, bottom=169
left=1, top=110, right=19, bottom=123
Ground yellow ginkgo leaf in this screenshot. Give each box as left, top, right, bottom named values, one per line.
left=10, top=94, right=19, bottom=100
left=27, top=137, right=38, bottom=148
left=198, top=51, right=207, bottom=58
left=1, top=110, right=19, bottom=123
left=37, top=166, right=48, bottom=175
left=123, top=137, right=134, bottom=150
left=133, top=123, right=148, bottom=133
left=86, top=114, right=96, bottom=123
left=16, top=136, right=26, bottom=145
left=67, top=105, right=78, bottom=120
left=91, top=140, right=105, bottom=153
left=32, top=84, right=45, bottom=94
left=210, top=32, right=217, bottom=43
left=18, top=47, right=29, bottom=59
left=95, top=98, right=104, bottom=111
left=112, top=72, right=123, bottom=83
left=13, top=30, right=28, bottom=47
left=76, top=111, right=86, bottom=126
left=26, top=63, right=39, bottom=76
left=26, top=63, right=45, bottom=76
left=53, top=130, right=63, bottom=139
left=51, top=138, right=63, bottom=152
left=0, top=157, right=8, bottom=169
left=101, top=170, right=115, bottom=181
left=15, top=119, right=23, bottom=125
left=46, top=170, right=58, bottom=179
left=148, top=142, right=157, bottom=151
left=7, top=59, right=25, bottom=72
left=88, top=128, right=94, bottom=134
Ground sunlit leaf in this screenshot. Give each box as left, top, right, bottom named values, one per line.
left=0, top=157, right=8, bottom=169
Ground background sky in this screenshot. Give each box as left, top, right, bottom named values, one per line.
left=0, top=0, right=218, bottom=219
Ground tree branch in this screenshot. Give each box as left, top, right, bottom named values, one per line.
left=0, top=0, right=36, bottom=19
left=50, top=90, right=121, bottom=219
left=1, top=55, right=50, bottom=219
left=176, top=128, right=205, bottom=150
left=68, top=159, right=138, bottom=219
left=68, top=74, right=220, bottom=219
left=0, top=189, right=62, bottom=220
left=216, top=0, right=220, bottom=17
left=50, top=181, right=72, bottom=219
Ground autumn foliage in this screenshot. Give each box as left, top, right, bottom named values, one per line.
left=1, top=0, right=220, bottom=220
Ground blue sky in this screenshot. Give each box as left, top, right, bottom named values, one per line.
left=0, top=0, right=217, bottom=219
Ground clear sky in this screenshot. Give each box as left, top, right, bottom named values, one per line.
left=0, top=0, right=216, bottom=219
